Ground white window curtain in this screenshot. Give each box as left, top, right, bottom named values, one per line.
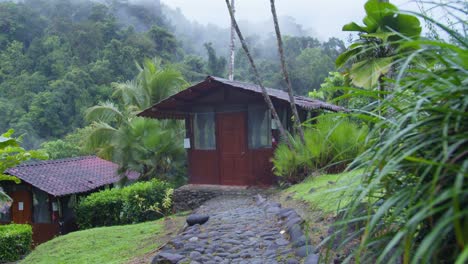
left=193, top=108, right=216, bottom=150
left=248, top=104, right=271, bottom=149
left=33, top=188, right=51, bottom=223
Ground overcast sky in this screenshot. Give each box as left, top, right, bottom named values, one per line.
left=162, top=0, right=421, bottom=40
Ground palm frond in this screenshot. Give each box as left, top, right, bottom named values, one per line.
left=85, top=101, right=125, bottom=124
left=84, top=122, right=117, bottom=154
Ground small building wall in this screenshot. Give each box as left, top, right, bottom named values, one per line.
left=185, top=86, right=285, bottom=186
left=0, top=183, right=60, bottom=245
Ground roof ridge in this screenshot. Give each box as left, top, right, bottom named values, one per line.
left=15, top=155, right=97, bottom=168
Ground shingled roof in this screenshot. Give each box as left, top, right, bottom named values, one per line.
left=5, top=156, right=139, bottom=196
left=138, top=76, right=345, bottom=119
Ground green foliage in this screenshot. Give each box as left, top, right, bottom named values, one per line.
left=336, top=0, right=422, bottom=89
left=39, top=127, right=94, bottom=159
left=0, top=0, right=179, bottom=148
left=85, top=60, right=187, bottom=182
left=314, top=72, right=371, bottom=110
left=204, top=42, right=227, bottom=77
left=331, top=2, right=468, bottom=263
left=0, top=224, right=32, bottom=263
left=0, top=129, right=47, bottom=204
left=272, top=115, right=368, bottom=183
left=75, top=179, right=173, bottom=229
left=234, top=36, right=344, bottom=95
left=291, top=47, right=334, bottom=95
left=283, top=170, right=363, bottom=213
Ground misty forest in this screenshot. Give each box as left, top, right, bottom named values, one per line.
left=0, top=0, right=343, bottom=150
left=0, top=0, right=466, bottom=263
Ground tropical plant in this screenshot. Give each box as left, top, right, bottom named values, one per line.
left=315, top=71, right=372, bottom=110
left=113, top=58, right=188, bottom=110
left=272, top=115, right=368, bottom=183
left=85, top=59, right=187, bottom=181
left=336, top=0, right=421, bottom=90
left=329, top=2, right=468, bottom=263
left=0, top=129, right=47, bottom=210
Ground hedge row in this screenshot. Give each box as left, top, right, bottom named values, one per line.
left=0, top=224, right=32, bottom=263
left=76, top=179, right=172, bottom=229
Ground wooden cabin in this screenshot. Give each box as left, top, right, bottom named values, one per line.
left=0, top=156, right=138, bottom=245
left=138, top=76, right=343, bottom=186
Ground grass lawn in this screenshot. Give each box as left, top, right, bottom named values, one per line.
left=284, top=169, right=362, bottom=213
left=21, top=214, right=187, bottom=264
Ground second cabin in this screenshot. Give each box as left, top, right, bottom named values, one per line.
left=138, top=76, right=343, bottom=186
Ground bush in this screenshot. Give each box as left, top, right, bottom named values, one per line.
left=272, top=114, right=368, bottom=182
left=0, top=224, right=32, bottom=263
left=76, top=179, right=173, bottom=229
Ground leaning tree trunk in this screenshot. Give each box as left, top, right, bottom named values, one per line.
left=224, top=0, right=293, bottom=149
left=269, top=0, right=305, bottom=144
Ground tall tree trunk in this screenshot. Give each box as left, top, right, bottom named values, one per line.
left=224, top=0, right=293, bottom=149
left=269, top=0, right=305, bottom=144
left=228, top=0, right=235, bottom=81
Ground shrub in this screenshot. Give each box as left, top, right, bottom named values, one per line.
left=0, top=224, right=32, bottom=263
left=272, top=114, right=368, bottom=182
left=76, top=179, right=173, bottom=229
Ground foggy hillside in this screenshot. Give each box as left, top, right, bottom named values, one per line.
left=3, top=0, right=318, bottom=57
left=160, top=3, right=316, bottom=58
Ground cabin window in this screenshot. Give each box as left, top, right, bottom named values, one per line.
left=248, top=105, right=271, bottom=149
left=193, top=108, right=216, bottom=150
left=33, top=188, right=51, bottom=223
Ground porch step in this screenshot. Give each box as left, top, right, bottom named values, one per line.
left=173, top=184, right=275, bottom=212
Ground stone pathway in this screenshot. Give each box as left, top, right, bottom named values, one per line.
left=153, top=196, right=308, bottom=264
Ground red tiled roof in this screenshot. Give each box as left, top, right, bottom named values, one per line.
left=5, top=156, right=139, bottom=197
left=138, top=76, right=346, bottom=119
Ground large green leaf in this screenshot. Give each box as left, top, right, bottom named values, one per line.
left=342, top=22, right=367, bottom=32
left=364, top=0, right=398, bottom=23
left=349, top=57, right=393, bottom=89
left=393, top=13, right=422, bottom=38
left=336, top=45, right=363, bottom=68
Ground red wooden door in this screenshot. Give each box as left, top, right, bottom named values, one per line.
left=217, top=112, right=250, bottom=185
left=11, top=190, right=32, bottom=224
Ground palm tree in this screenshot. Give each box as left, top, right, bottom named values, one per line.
left=224, top=0, right=293, bottom=149
left=85, top=59, right=187, bottom=180
left=269, top=0, right=305, bottom=144
left=113, top=58, right=188, bottom=109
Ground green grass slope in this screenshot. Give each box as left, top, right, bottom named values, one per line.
left=284, top=169, right=362, bottom=213
left=275, top=170, right=362, bottom=250
left=21, top=216, right=185, bottom=264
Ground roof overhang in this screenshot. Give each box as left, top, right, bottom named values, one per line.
left=138, top=76, right=346, bottom=120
